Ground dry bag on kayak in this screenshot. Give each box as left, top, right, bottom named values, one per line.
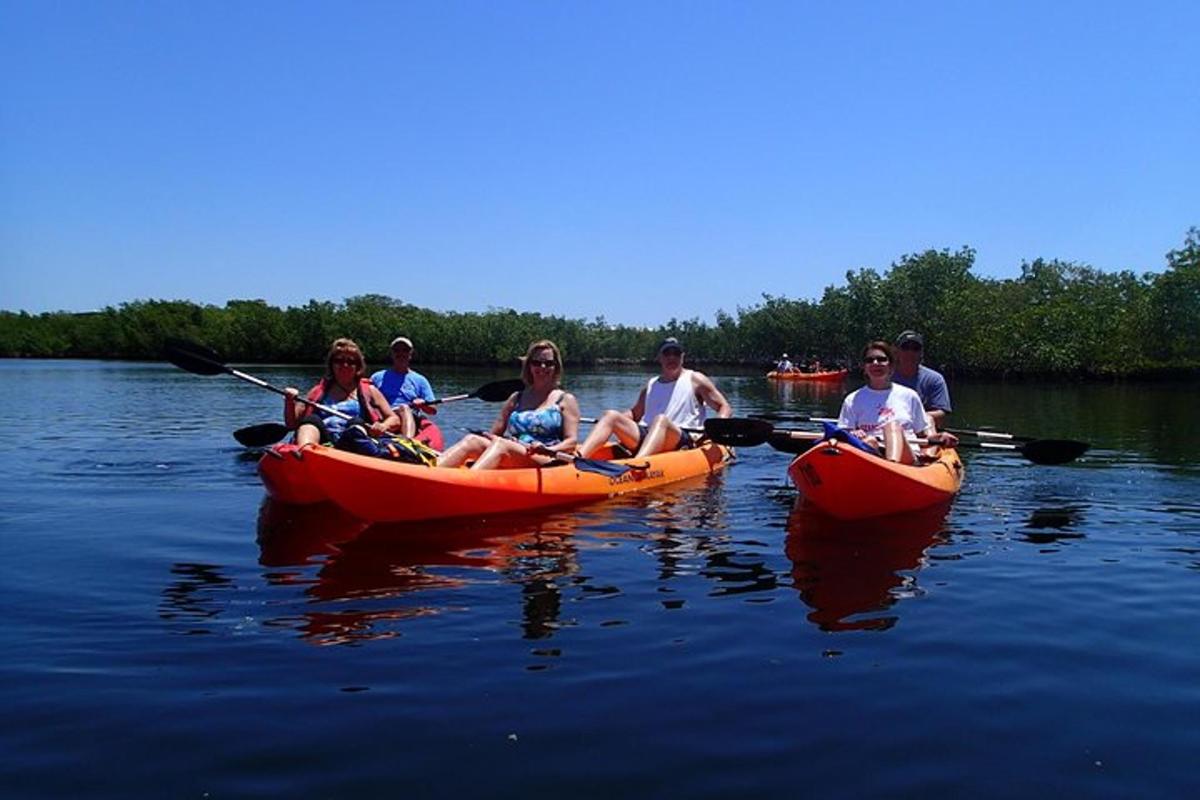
left=336, top=423, right=439, bottom=467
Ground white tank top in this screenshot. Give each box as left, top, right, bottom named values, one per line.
left=643, top=369, right=706, bottom=429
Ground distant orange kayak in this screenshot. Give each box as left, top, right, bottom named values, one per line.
left=787, top=439, right=963, bottom=519
left=766, top=369, right=849, bottom=382
left=257, top=419, right=445, bottom=505
left=302, top=441, right=735, bottom=522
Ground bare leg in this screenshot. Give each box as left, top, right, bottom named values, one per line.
left=294, top=423, right=322, bottom=447
left=882, top=421, right=917, bottom=465
left=577, top=409, right=642, bottom=458
left=470, top=438, right=545, bottom=470
left=396, top=405, right=416, bottom=438
left=635, top=416, right=684, bottom=457
left=437, top=433, right=490, bottom=467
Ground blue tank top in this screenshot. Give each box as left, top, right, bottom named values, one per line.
left=318, top=392, right=363, bottom=439
left=504, top=390, right=564, bottom=445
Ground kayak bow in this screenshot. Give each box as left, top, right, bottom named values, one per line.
left=788, top=438, right=963, bottom=520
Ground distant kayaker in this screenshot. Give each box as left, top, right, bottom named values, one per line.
left=438, top=339, right=581, bottom=469
left=371, top=336, right=436, bottom=438
left=838, top=341, right=957, bottom=465
left=776, top=353, right=794, bottom=372
left=284, top=338, right=402, bottom=448
left=892, top=330, right=952, bottom=428
left=577, top=337, right=733, bottom=459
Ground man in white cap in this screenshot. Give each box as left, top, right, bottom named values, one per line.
left=893, top=330, right=951, bottom=427
left=577, top=337, right=732, bottom=458
left=775, top=353, right=794, bottom=372
left=370, top=336, right=437, bottom=438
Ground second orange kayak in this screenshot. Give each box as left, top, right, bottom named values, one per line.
left=302, top=441, right=735, bottom=522
left=787, top=439, right=963, bottom=519
left=767, top=369, right=849, bottom=382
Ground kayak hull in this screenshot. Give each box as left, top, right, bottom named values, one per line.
left=787, top=440, right=963, bottom=520
left=304, top=441, right=735, bottom=522
left=767, top=369, right=849, bottom=382
left=258, top=419, right=444, bottom=506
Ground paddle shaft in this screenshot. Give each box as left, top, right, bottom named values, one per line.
left=579, top=416, right=706, bottom=435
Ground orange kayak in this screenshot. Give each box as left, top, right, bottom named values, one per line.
left=767, top=369, right=849, bottom=382
left=787, top=439, right=963, bottom=519
left=301, top=441, right=734, bottom=522
left=258, top=419, right=445, bottom=505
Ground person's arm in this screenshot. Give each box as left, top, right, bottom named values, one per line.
left=411, top=375, right=438, bottom=416
left=367, top=386, right=401, bottom=436
left=284, top=387, right=303, bottom=427
left=627, top=386, right=648, bottom=424
left=694, top=372, right=733, bottom=418
left=923, top=374, right=952, bottom=425
left=540, top=393, right=580, bottom=455
left=490, top=394, right=518, bottom=436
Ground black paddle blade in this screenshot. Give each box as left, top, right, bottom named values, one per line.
left=704, top=418, right=774, bottom=447
left=163, top=338, right=229, bottom=376
left=473, top=378, right=526, bottom=402
left=767, top=431, right=817, bottom=455
left=233, top=422, right=291, bottom=447
left=1019, top=439, right=1090, bottom=465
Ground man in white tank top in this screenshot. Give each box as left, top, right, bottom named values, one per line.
left=577, top=337, right=733, bottom=458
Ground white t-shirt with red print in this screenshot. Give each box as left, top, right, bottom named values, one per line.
left=838, top=383, right=929, bottom=444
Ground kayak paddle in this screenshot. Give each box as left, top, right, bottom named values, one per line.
left=165, top=338, right=346, bottom=418
left=705, top=417, right=1089, bottom=465
left=756, top=412, right=1065, bottom=447
left=425, top=378, right=525, bottom=406
left=230, top=378, right=527, bottom=447
left=233, top=422, right=293, bottom=447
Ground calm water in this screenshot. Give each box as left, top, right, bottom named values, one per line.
left=1, top=360, right=1197, bottom=798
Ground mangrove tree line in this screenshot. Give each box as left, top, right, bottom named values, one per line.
left=2, top=228, right=1197, bottom=377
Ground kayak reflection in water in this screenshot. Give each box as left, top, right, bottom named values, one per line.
left=577, top=336, right=733, bottom=459
left=283, top=338, right=402, bottom=448
left=437, top=339, right=581, bottom=470
left=837, top=340, right=958, bottom=465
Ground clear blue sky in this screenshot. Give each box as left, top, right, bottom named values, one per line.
left=2, top=1, right=1197, bottom=325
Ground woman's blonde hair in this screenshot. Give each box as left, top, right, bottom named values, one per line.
left=520, top=339, right=564, bottom=386
left=323, top=338, right=367, bottom=381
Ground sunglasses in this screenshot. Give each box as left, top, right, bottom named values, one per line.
left=529, top=359, right=557, bottom=369
left=332, top=357, right=360, bottom=367
left=899, top=343, right=923, bottom=352
left=863, top=356, right=891, bottom=365
left=661, top=348, right=683, bottom=357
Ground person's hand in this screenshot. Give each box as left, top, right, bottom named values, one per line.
left=368, top=421, right=388, bottom=437
left=410, top=398, right=426, bottom=409
left=931, top=432, right=958, bottom=448
left=284, top=387, right=299, bottom=400
left=851, top=428, right=867, bottom=439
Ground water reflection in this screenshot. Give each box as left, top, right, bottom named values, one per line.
left=784, top=503, right=949, bottom=632
left=255, top=503, right=584, bottom=645
left=1021, top=505, right=1088, bottom=545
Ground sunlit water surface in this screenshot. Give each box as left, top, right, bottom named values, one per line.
left=1, top=360, right=1197, bottom=797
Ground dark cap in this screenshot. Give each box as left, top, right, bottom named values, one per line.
left=895, top=330, right=924, bottom=348
left=657, top=336, right=684, bottom=355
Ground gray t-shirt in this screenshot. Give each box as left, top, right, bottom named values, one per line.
left=893, top=364, right=952, bottom=413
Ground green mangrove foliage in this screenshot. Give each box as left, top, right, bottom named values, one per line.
left=2, top=229, right=1197, bottom=377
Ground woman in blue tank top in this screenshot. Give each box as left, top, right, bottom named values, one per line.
left=438, top=339, right=581, bottom=469
left=283, top=338, right=400, bottom=448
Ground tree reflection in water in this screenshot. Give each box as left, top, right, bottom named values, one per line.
left=784, top=502, right=950, bottom=632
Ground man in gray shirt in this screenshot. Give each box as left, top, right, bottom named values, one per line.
left=893, top=330, right=952, bottom=427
